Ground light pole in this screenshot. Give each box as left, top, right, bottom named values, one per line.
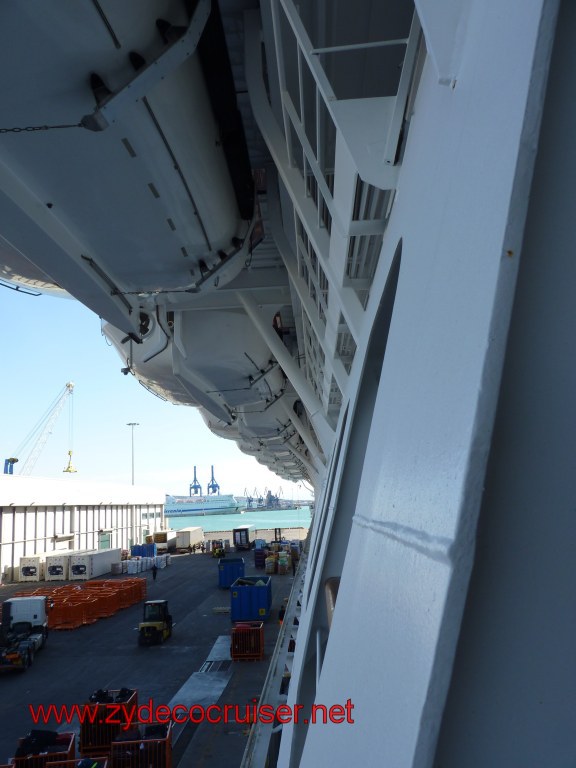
left=127, top=423, right=139, bottom=485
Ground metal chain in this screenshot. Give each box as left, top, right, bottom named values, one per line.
left=0, top=123, right=82, bottom=134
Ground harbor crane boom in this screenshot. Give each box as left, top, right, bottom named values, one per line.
left=5, top=382, right=75, bottom=476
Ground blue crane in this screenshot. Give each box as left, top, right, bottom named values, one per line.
left=189, top=465, right=202, bottom=496
left=207, top=465, right=220, bottom=496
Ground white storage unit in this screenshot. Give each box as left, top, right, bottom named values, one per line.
left=45, top=552, right=70, bottom=581
left=19, top=555, right=46, bottom=582
left=69, top=550, right=97, bottom=580
left=69, top=548, right=122, bottom=580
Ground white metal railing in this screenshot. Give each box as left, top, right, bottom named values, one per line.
left=240, top=556, right=307, bottom=768
left=272, top=0, right=422, bottom=228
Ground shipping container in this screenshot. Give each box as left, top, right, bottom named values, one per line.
left=218, top=557, right=245, bottom=588
left=70, top=549, right=122, bottom=580
left=130, top=543, right=157, bottom=558
left=233, top=525, right=256, bottom=551
left=230, top=576, right=272, bottom=621
left=69, top=550, right=98, bottom=580
left=45, top=552, right=71, bottom=581
left=175, top=527, right=204, bottom=550
left=18, top=555, right=47, bottom=582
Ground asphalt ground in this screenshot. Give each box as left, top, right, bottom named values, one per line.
left=0, top=552, right=295, bottom=766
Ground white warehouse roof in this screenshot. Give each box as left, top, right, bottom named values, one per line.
left=0, top=474, right=165, bottom=507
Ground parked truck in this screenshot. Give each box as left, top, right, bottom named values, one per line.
left=233, top=525, right=256, bottom=551
left=176, top=527, right=204, bottom=552
left=0, top=596, right=49, bottom=671
left=153, top=531, right=177, bottom=554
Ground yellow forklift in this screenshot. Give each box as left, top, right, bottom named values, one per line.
left=211, top=539, right=226, bottom=558
left=138, top=600, right=172, bottom=645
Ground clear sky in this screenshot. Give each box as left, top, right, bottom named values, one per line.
left=0, top=286, right=311, bottom=500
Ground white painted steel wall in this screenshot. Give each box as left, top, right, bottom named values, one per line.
left=277, top=1, right=562, bottom=766
left=0, top=476, right=164, bottom=579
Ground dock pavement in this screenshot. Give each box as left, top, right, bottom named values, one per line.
left=0, top=548, right=300, bottom=767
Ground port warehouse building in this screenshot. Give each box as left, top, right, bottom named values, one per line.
left=0, top=475, right=165, bottom=579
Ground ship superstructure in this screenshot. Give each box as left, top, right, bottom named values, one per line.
left=0, top=1, right=574, bottom=766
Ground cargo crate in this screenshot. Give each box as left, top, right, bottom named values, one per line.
left=230, top=576, right=272, bottom=621
left=231, top=621, right=265, bottom=660
left=217, top=558, right=245, bottom=588
left=110, top=722, right=171, bottom=768
left=13, top=732, right=75, bottom=768
left=80, top=689, right=138, bottom=756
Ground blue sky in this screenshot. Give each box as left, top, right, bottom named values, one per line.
left=0, top=286, right=310, bottom=500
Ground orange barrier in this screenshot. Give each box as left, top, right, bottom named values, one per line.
left=7, top=578, right=147, bottom=631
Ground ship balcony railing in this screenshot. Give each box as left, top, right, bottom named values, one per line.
left=270, top=0, right=422, bottom=231
left=240, top=554, right=306, bottom=768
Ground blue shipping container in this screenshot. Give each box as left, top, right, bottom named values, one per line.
left=130, top=543, right=157, bottom=558
left=218, top=558, right=245, bottom=588
left=230, top=576, right=272, bottom=621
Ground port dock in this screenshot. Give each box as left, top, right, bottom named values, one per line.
left=0, top=551, right=298, bottom=767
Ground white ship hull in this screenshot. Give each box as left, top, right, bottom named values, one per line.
left=0, top=1, right=573, bottom=766
left=164, top=494, right=240, bottom=516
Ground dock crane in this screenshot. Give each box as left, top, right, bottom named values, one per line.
left=4, top=382, right=77, bottom=476
left=189, top=466, right=202, bottom=496
left=207, top=465, right=220, bottom=496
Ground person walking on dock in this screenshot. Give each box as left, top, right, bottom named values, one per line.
left=152, top=564, right=158, bottom=581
